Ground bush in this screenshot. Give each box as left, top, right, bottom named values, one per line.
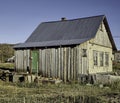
left=109, top=80, right=120, bottom=91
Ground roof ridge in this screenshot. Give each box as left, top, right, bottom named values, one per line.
left=42, top=15, right=105, bottom=24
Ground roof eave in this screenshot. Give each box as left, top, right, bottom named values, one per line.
left=103, top=17, right=117, bottom=51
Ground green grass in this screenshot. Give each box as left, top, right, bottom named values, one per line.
left=0, top=81, right=120, bottom=103
left=0, top=63, right=15, bottom=69
left=0, top=62, right=120, bottom=102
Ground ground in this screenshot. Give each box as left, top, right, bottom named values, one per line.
left=0, top=80, right=120, bottom=103
left=0, top=62, right=120, bottom=103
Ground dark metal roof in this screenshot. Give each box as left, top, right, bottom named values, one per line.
left=14, top=38, right=90, bottom=48
left=14, top=15, right=117, bottom=50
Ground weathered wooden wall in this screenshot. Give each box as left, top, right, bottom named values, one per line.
left=39, top=46, right=81, bottom=82
left=88, top=22, right=113, bottom=74
left=15, top=44, right=88, bottom=82
left=15, top=50, right=30, bottom=72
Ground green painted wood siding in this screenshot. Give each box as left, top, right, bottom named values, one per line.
left=31, top=50, right=39, bottom=73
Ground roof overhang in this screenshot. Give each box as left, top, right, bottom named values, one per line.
left=103, top=17, right=117, bottom=51
left=14, top=38, right=90, bottom=49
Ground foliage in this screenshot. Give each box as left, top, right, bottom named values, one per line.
left=107, top=80, right=120, bottom=91
left=0, top=44, right=14, bottom=63
left=113, top=61, right=120, bottom=70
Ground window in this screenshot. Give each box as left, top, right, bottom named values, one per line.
left=100, top=23, right=103, bottom=32
left=100, top=52, right=104, bottom=66
left=93, top=51, right=98, bottom=66
left=105, top=53, right=109, bottom=66
left=82, top=49, right=87, bottom=57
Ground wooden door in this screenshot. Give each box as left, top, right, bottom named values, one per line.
left=31, top=50, right=39, bottom=74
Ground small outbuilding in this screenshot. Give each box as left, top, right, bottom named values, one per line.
left=14, top=15, right=117, bottom=82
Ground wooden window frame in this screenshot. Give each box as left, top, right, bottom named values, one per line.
left=93, top=50, right=98, bottom=66
left=100, top=52, right=104, bottom=67
left=105, top=52, right=109, bottom=66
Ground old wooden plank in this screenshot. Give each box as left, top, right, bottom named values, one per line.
left=39, top=49, right=42, bottom=75
left=45, top=48, right=48, bottom=77
left=47, top=49, right=50, bottom=78
left=51, top=48, right=55, bottom=78
left=63, top=47, right=67, bottom=82
left=55, top=48, right=57, bottom=78
left=49, top=49, right=52, bottom=77
left=58, top=48, right=61, bottom=78
left=60, top=47, right=63, bottom=80
left=23, top=50, right=26, bottom=72
left=73, top=47, right=76, bottom=80
left=67, top=47, right=71, bottom=81
left=70, top=47, right=73, bottom=80
left=41, top=49, right=45, bottom=77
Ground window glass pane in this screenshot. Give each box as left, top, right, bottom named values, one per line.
left=93, top=51, right=98, bottom=66
left=100, top=52, right=104, bottom=66
left=82, top=49, right=87, bottom=57
left=105, top=53, right=109, bottom=66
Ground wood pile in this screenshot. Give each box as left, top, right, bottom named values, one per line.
left=0, top=69, right=63, bottom=84
left=41, top=77, right=62, bottom=84
left=0, top=69, right=12, bottom=81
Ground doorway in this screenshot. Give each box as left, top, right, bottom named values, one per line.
left=31, top=50, right=39, bottom=74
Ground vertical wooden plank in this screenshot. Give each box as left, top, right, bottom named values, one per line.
left=56, top=48, right=59, bottom=78
left=42, top=49, right=45, bottom=76
left=48, top=48, right=51, bottom=78
left=67, top=47, right=71, bottom=81
left=80, top=47, right=82, bottom=74
left=44, top=49, right=46, bottom=77
left=65, top=47, right=68, bottom=81
left=73, top=47, right=75, bottom=80
left=55, top=48, right=57, bottom=78
left=75, top=47, right=77, bottom=80
left=65, top=48, right=68, bottom=81
left=18, top=50, right=24, bottom=72
left=51, top=49, right=53, bottom=77
left=22, top=50, right=24, bottom=72
left=47, top=48, right=50, bottom=77
left=39, top=49, right=41, bottom=75
left=77, top=45, right=80, bottom=76
left=49, top=49, right=52, bottom=77
left=76, top=46, right=79, bottom=80
left=23, top=50, right=26, bottom=72
left=71, top=47, right=74, bottom=80
left=63, top=47, right=66, bottom=82
left=72, top=46, right=77, bottom=80
left=60, top=47, right=63, bottom=80
left=18, top=50, right=20, bottom=71
left=57, top=48, right=60, bottom=78
left=45, top=48, right=48, bottom=77
left=59, top=47, right=61, bottom=79
left=15, top=50, right=18, bottom=71
left=26, top=49, right=30, bottom=69
left=51, top=48, right=55, bottom=78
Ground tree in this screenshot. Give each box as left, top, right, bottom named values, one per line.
left=0, top=44, right=14, bottom=63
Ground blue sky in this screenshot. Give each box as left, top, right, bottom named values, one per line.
left=0, top=0, right=120, bottom=49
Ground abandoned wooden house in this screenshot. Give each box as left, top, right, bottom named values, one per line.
left=14, top=15, right=117, bottom=82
